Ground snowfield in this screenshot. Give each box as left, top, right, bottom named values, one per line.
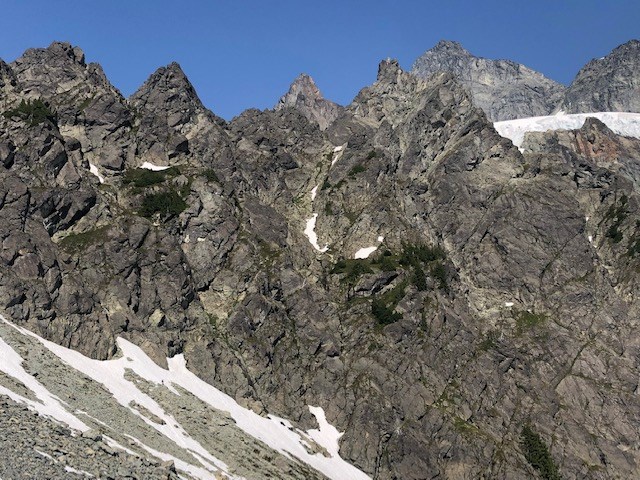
left=0, top=315, right=370, bottom=480
left=140, top=161, right=172, bottom=171
left=494, top=112, right=640, bottom=148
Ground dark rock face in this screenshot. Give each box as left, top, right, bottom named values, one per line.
left=411, top=40, right=566, bottom=121
left=1, top=41, right=640, bottom=479
left=559, top=39, right=640, bottom=113
left=275, top=73, right=343, bottom=130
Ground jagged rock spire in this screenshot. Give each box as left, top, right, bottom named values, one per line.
left=275, top=73, right=342, bottom=130
left=130, top=62, right=206, bottom=123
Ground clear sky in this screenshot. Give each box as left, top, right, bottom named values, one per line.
left=1, top=1, right=638, bottom=120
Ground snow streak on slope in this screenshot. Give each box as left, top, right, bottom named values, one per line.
left=140, top=161, right=172, bottom=171
left=494, top=112, right=640, bottom=148
left=304, top=213, right=329, bottom=253
left=0, top=315, right=370, bottom=480
left=88, top=163, right=105, bottom=184
left=0, top=337, right=89, bottom=432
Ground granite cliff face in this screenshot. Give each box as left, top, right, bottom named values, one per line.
left=410, top=40, right=566, bottom=121
left=1, top=41, right=640, bottom=479
left=558, top=39, right=640, bottom=113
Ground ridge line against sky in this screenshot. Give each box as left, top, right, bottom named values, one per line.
left=1, top=0, right=639, bottom=120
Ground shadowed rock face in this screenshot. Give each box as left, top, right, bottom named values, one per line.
left=1, top=41, right=640, bottom=479
left=411, top=40, right=566, bottom=121
left=275, top=73, right=343, bottom=130
left=559, top=39, right=640, bottom=113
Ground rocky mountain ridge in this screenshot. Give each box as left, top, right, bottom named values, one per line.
left=411, top=39, right=640, bottom=121
left=0, top=40, right=640, bottom=479
left=410, top=40, right=566, bottom=121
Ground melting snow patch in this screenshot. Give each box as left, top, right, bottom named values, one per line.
left=377, top=236, right=384, bottom=242
left=88, top=163, right=105, bottom=184
left=304, top=214, right=329, bottom=253
left=588, top=235, right=593, bottom=243
left=311, top=185, right=319, bottom=201
left=306, top=406, right=343, bottom=458
left=0, top=336, right=89, bottom=432
left=354, top=246, right=377, bottom=259
left=0, top=315, right=371, bottom=480
left=330, top=145, right=346, bottom=167
left=494, top=112, right=640, bottom=148
left=64, top=466, right=94, bottom=477
left=140, top=161, right=171, bottom=171
left=34, top=449, right=55, bottom=461
left=504, top=302, right=514, bottom=308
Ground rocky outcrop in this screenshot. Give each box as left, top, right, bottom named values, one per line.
left=558, top=39, right=640, bottom=113
left=411, top=40, right=566, bottom=121
left=275, top=74, right=343, bottom=130
left=129, top=62, right=229, bottom=167
left=1, top=41, right=640, bottom=480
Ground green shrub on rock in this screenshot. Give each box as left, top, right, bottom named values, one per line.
left=139, top=189, right=187, bottom=218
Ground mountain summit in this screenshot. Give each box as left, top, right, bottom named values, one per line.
left=274, top=73, right=342, bottom=129
left=558, top=39, right=640, bottom=113
left=411, top=40, right=566, bottom=121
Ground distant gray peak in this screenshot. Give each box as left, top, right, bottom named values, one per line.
left=430, top=40, right=471, bottom=56
left=411, top=40, right=565, bottom=121
left=558, top=38, right=640, bottom=114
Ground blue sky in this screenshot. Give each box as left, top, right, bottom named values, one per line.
left=1, top=1, right=638, bottom=119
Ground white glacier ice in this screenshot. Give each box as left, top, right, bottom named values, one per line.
left=494, top=112, right=640, bottom=148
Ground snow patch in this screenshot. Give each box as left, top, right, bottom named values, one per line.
left=34, top=449, right=55, bottom=461
left=588, top=235, right=593, bottom=243
left=0, top=336, right=89, bottom=432
left=494, top=112, right=640, bottom=148
left=88, top=163, right=105, bottom=184
left=140, top=161, right=171, bottom=171
left=307, top=406, right=343, bottom=458
left=311, top=185, right=319, bottom=201
left=64, top=466, right=94, bottom=477
left=304, top=214, right=329, bottom=253
left=504, top=302, right=514, bottom=308
left=0, top=316, right=370, bottom=480
left=354, top=246, right=377, bottom=259
left=377, top=236, right=384, bottom=243
left=330, top=145, right=346, bottom=167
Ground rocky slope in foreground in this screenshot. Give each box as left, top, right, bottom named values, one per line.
left=1, top=42, right=640, bottom=479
